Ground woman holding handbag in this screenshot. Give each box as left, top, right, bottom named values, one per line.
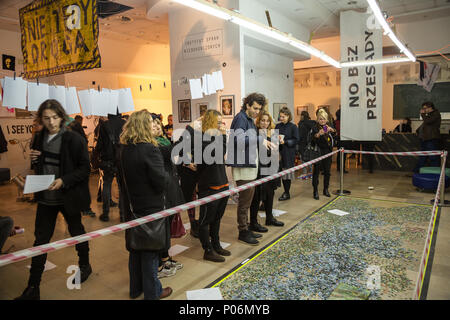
left=119, top=110, right=172, bottom=300
left=196, top=110, right=230, bottom=262
left=311, top=108, right=336, bottom=200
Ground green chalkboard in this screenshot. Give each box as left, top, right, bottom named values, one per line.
left=393, top=82, right=450, bottom=119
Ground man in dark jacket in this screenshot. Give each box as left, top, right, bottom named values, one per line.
left=95, top=113, right=126, bottom=222
left=226, top=93, right=275, bottom=245
left=414, top=101, right=441, bottom=172
left=68, top=116, right=96, bottom=217
left=15, top=99, right=92, bottom=300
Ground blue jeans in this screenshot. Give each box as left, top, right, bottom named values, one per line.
left=129, top=250, right=162, bottom=300
left=414, top=139, right=441, bottom=173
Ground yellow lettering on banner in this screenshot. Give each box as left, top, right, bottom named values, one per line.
left=19, top=0, right=100, bottom=79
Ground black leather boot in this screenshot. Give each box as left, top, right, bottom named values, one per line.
left=323, top=188, right=331, bottom=197
left=203, top=249, right=225, bottom=262
left=249, top=222, right=268, bottom=233
left=313, top=188, right=319, bottom=200
left=14, top=286, right=40, bottom=300
left=278, top=192, right=290, bottom=201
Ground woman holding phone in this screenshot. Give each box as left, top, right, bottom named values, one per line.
left=311, top=108, right=336, bottom=200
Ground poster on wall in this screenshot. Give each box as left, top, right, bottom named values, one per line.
left=178, top=99, right=191, bottom=123
left=19, top=0, right=101, bottom=79
left=197, top=102, right=209, bottom=117
left=0, top=118, right=35, bottom=176
left=220, top=95, right=234, bottom=118
left=340, top=10, right=383, bottom=141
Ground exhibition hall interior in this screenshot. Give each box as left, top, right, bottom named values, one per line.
left=0, top=0, right=449, bottom=301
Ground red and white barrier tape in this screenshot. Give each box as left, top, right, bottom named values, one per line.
left=0, top=150, right=340, bottom=267
left=344, top=150, right=443, bottom=156
left=413, top=151, right=447, bottom=300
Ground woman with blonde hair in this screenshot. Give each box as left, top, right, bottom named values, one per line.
left=118, top=109, right=172, bottom=300
left=195, top=109, right=230, bottom=262
left=311, top=108, right=336, bottom=200
left=250, top=111, right=284, bottom=229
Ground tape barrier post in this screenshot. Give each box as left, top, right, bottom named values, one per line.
left=339, top=148, right=344, bottom=196
left=0, top=150, right=340, bottom=268
left=439, top=152, right=447, bottom=207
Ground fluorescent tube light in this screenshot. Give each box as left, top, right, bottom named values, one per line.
left=230, top=16, right=290, bottom=43
left=171, top=0, right=231, bottom=20
left=172, top=0, right=341, bottom=68
left=341, top=57, right=411, bottom=67
left=366, top=0, right=416, bottom=62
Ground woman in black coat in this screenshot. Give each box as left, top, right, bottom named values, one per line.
left=152, top=118, right=184, bottom=277
left=275, top=107, right=299, bottom=201
left=249, top=110, right=284, bottom=229
left=119, top=110, right=172, bottom=300
left=311, top=108, right=336, bottom=200
left=195, top=110, right=230, bottom=262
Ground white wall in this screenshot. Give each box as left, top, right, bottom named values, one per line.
left=244, top=45, right=294, bottom=118
left=168, top=0, right=242, bottom=135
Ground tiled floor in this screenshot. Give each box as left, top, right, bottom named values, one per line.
left=0, top=161, right=449, bottom=300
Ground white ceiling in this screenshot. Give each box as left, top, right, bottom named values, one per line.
left=0, top=0, right=449, bottom=44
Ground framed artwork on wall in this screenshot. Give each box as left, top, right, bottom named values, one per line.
left=197, top=102, right=209, bottom=117
left=313, top=72, right=332, bottom=87
left=178, top=99, right=192, bottom=123
left=273, top=103, right=287, bottom=121
left=296, top=106, right=308, bottom=116
left=220, top=95, right=234, bottom=118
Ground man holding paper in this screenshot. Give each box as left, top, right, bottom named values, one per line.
left=15, top=99, right=92, bottom=300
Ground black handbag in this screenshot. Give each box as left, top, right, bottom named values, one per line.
left=302, top=129, right=321, bottom=162
left=120, top=149, right=170, bottom=251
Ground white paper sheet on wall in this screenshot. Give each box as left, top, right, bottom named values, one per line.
left=2, top=77, right=28, bottom=109
left=108, top=89, right=119, bottom=115
left=91, top=89, right=109, bottom=116
left=64, top=87, right=80, bottom=115
left=213, top=71, right=224, bottom=90
left=49, top=85, right=66, bottom=110
left=206, top=74, right=216, bottom=95
left=189, top=79, right=203, bottom=99
left=201, top=74, right=208, bottom=96
left=118, top=88, right=134, bottom=113
left=27, top=82, right=49, bottom=111
left=77, top=89, right=93, bottom=116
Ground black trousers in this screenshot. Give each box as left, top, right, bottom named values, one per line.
left=250, top=183, right=275, bottom=223
left=0, top=216, right=13, bottom=254
left=198, top=188, right=229, bottom=251
left=179, top=166, right=199, bottom=221
left=313, top=156, right=332, bottom=190
left=28, top=204, right=90, bottom=286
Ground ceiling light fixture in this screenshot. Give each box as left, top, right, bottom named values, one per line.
left=341, top=56, right=411, bottom=67
left=366, top=0, right=416, bottom=62
left=171, top=0, right=341, bottom=68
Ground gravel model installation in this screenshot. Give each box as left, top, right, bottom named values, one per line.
left=215, top=197, right=433, bottom=300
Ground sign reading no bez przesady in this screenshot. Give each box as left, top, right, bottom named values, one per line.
left=19, top=0, right=101, bottom=79
left=340, top=10, right=383, bottom=141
